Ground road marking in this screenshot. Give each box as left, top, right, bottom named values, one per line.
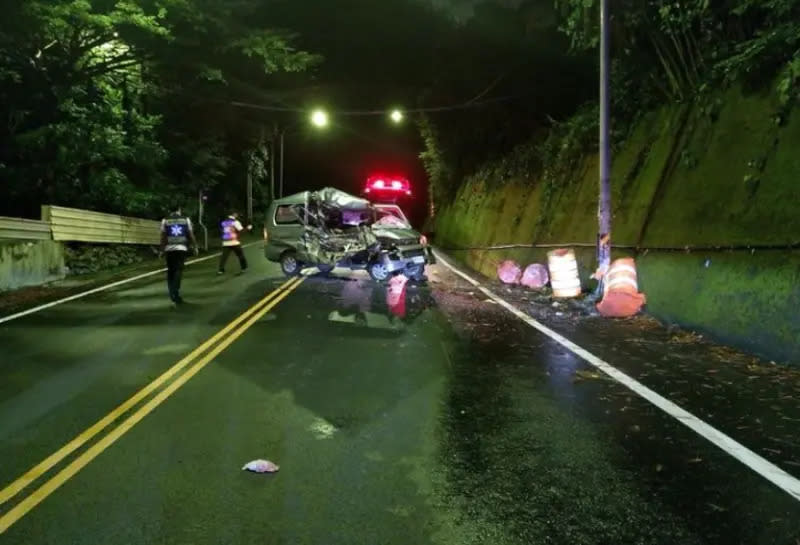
left=0, top=242, right=261, bottom=325
left=0, top=275, right=304, bottom=534
left=0, top=275, right=297, bottom=508
left=433, top=250, right=800, bottom=503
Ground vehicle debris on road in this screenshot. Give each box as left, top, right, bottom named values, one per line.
left=242, top=459, right=280, bottom=473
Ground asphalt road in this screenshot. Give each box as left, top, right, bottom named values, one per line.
left=1, top=245, right=799, bottom=544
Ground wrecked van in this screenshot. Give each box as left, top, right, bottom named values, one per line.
left=263, top=188, right=431, bottom=282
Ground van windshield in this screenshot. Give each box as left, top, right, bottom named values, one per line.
left=374, top=208, right=410, bottom=228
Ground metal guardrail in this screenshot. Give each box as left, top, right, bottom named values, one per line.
left=0, top=216, right=52, bottom=241
left=42, top=205, right=160, bottom=245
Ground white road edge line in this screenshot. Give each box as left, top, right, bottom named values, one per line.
left=0, top=242, right=261, bottom=325
left=433, top=249, right=800, bottom=503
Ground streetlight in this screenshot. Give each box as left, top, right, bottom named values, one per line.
left=273, top=111, right=330, bottom=199
left=310, top=109, right=329, bottom=128
left=389, top=109, right=404, bottom=124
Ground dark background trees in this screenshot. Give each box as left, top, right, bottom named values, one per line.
left=1, top=0, right=796, bottom=224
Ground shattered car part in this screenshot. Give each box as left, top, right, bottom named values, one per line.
left=242, top=459, right=280, bottom=473
left=284, top=187, right=380, bottom=266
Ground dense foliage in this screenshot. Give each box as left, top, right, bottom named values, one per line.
left=0, top=0, right=318, bottom=219
left=2, top=0, right=796, bottom=221
left=420, top=0, right=800, bottom=209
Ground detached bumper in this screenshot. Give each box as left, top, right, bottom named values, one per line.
left=379, top=244, right=431, bottom=273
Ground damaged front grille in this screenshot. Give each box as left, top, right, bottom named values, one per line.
left=303, top=224, right=378, bottom=265
left=295, top=188, right=379, bottom=265
left=401, top=247, right=425, bottom=259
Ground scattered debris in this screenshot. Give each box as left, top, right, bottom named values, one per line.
left=573, top=369, right=606, bottom=382
left=242, top=459, right=280, bottom=473
left=669, top=330, right=704, bottom=344
left=309, top=418, right=338, bottom=439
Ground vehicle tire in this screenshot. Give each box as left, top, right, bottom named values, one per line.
left=280, top=252, right=302, bottom=276
left=317, top=263, right=334, bottom=276
left=368, top=260, right=391, bottom=282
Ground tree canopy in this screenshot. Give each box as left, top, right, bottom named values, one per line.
left=1, top=0, right=795, bottom=221
left=0, top=0, right=318, bottom=218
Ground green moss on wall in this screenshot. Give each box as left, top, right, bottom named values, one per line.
left=637, top=250, right=800, bottom=363
left=435, top=85, right=800, bottom=364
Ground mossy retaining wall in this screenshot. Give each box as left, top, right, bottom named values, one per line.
left=435, top=86, right=800, bottom=364
left=0, top=240, right=66, bottom=291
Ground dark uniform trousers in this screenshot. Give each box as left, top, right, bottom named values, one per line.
left=166, top=250, right=187, bottom=301
left=219, top=245, right=247, bottom=272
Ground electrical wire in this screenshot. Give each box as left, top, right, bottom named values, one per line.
left=228, top=92, right=525, bottom=116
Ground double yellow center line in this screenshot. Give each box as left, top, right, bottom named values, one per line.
left=0, top=276, right=304, bottom=534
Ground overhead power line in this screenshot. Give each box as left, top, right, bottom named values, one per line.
left=228, top=93, right=524, bottom=116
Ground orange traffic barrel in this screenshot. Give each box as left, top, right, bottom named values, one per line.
left=547, top=249, right=582, bottom=298
left=603, top=257, right=639, bottom=295
left=597, top=257, right=646, bottom=317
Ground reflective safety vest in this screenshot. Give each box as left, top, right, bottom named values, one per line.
left=164, top=216, right=190, bottom=247
left=221, top=218, right=241, bottom=246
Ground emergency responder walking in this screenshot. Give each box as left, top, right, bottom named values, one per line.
left=160, top=203, right=198, bottom=305
left=218, top=212, right=250, bottom=274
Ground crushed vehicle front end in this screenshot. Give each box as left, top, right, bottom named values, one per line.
left=264, top=188, right=380, bottom=274
left=370, top=227, right=430, bottom=282
left=300, top=187, right=380, bottom=267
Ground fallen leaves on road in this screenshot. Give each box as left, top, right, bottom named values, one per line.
left=668, top=330, right=704, bottom=344
left=573, top=369, right=607, bottom=382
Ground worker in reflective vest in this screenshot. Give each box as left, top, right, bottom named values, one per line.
left=218, top=212, right=251, bottom=274
left=160, top=203, right=197, bottom=305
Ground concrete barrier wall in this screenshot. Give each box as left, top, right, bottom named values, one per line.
left=445, top=245, right=800, bottom=364
left=42, top=206, right=160, bottom=245
left=0, top=240, right=65, bottom=292
left=434, top=84, right=800, bottom=365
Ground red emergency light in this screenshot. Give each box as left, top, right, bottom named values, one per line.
left=364, top=175, right=411, bottom=196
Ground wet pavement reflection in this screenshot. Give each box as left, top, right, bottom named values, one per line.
left=2, top=254, right=799, bottom=545
left=429, top=267, right=800, bottom=544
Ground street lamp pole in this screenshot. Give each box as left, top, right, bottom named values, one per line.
left=246, top=166, right=253, bottom=225
left=279, top=131, right=285, bottom=198
left=270, top=123, right=277, bottom=201
left=597, top=0, right=612, bottom=283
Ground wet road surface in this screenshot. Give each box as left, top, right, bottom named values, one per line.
left=0, top=245, right=799, bottom=544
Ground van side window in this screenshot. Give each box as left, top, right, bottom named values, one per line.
left=275, top=205, right=301, bottom=225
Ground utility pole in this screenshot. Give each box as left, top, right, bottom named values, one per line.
left=246, top=166, right=253, bottom=225
left=198, top=189, right=208, bottom=251
left=270, top=123, right=277, bottom=201
left=597, top=0, right=612, bottom=282
left=279, top=130, right=285, bottom=198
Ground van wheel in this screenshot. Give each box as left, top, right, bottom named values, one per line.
left=368, top=261, right=391, bottom=282
left=280, top=252, right=302, bottom=276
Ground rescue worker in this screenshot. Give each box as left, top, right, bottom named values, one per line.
left=218, top=212, right=250, bottom=274
left=160, top=203, right=198, bottom=305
